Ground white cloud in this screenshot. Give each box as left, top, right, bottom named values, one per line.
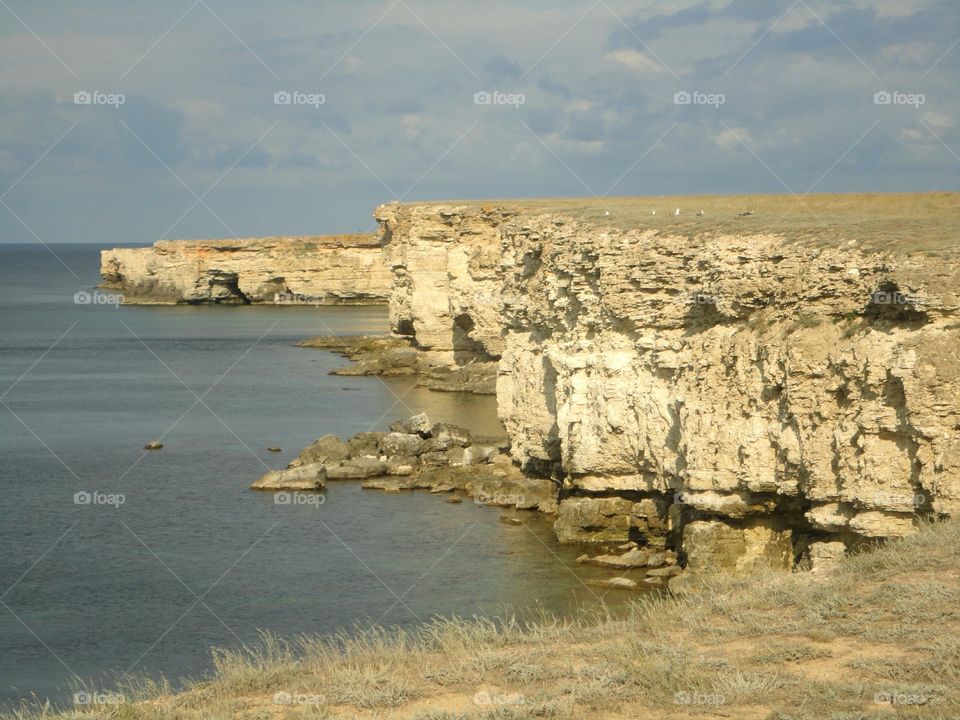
left=606, top=48, right=670, bottom=74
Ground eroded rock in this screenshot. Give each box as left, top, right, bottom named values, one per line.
left=251, top=464, right=326, bottom=491
left=554, top=497, right=634, bottom=544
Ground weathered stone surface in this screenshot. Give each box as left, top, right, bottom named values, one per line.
left=346, top=432, right=385, bottom=458
left=554, top=497, right=635, bottom=544
left=385, top=456, right=418, bottom=476
left=325, top=457, right=388, bottom=479
left=375, top=203, right=512, bottom=365
left=294, top=434, right=349, bottom=466
left=482, top=207, right=959, bottom=551
left=378, top=432, right=425, bottom=457
left=808, top=540, right=848, bottom=573
left=419, top=451, right=449, bottom=467
left=251, top=463, right=326, bottom=491
left=588, top=548, right=677, bottom=569
left=683, top=520, right=793, bottom=572
left=462, top=445, right=498, bottom=465
left=430, top=423, right=472, bottom=447
left=587, top=576, right=638, bottom=590
left=101, top=234, right=390, bottom=305
left=389, top=412, right=432, bottom=436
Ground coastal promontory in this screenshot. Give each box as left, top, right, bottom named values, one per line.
left=99, top=234, right=391, bottom=305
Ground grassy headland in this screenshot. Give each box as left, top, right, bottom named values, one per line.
left=8, top=518, right=960, bottom=719
left=413, top=192, right=960, bottom=257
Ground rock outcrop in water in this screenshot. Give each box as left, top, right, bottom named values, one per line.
left=100, top=234, right=390, bottom=305
left=252, top=415, right=558, bottom=511
left=373, top=201, right=960, bottom=576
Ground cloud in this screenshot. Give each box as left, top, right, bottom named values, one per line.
left=0, top=0, right=956, bottom=244
left=607, top=48, right=671, bottom=74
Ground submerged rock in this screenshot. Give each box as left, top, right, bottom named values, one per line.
left=586, top=576, right=638, bottom=590
left=645, top=565, right=683, bottom=578
left=588, top=548, right=677, bottom=569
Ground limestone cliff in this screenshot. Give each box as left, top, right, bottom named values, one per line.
left=375, top=204, right=513, bottom=365
left=100, top=234, right=390, bottom=305
left=376, top=200, right=960, bottom=572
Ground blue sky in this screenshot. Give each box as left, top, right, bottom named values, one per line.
left=0, top=0, right=957, bottom=243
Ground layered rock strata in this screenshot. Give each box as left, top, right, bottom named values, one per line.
left=374, top=204, right=509, bottom=387
left=496, top=212, right=960, bottom=574
left=100, top=234, right=390, bottom=304
left=374, top=201, right=960, bottom=575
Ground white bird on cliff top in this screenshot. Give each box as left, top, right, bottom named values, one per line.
left=674, top=208, right=680, bottom=216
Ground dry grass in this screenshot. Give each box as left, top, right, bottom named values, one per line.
left=6, top=518, right=960, bottom=719
left=414, top=192, right=960, bottom=257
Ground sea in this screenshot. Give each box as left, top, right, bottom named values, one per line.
left=0, top=243, right=625, bottom=710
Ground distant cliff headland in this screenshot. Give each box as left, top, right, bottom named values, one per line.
left=99, top=234, right=390, bottom=305
left=102, top=193, right=960, bottom=585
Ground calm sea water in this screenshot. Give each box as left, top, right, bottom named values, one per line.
left=0, top=244, right=620, bottom=709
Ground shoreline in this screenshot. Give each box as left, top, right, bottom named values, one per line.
left=9, top=517, right=958, bottom=719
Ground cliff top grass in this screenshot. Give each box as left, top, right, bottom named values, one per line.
left=411, top=192, right=960, bottom=258
left=9, top=518, right=960, bottom=719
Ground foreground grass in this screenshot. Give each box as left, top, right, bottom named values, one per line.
left=421, top=192, right=960, bottom=257
left=8, top=519, right=960, bottom=719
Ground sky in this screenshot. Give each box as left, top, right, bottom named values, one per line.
left=0, top=0, right=957, bottom=244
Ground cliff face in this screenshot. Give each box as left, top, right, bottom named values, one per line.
left=375, top=203, right=514, bottom=364
left=100, top=235, right=390, bottom=304
left=376, top=201, right=960, bottom=572
left=498, top=213, right=960, bottom=569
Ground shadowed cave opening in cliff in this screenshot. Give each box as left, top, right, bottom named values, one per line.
left=864, top=280, right=931, bottom=327
left=452, top=313, right=494, bottom=366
